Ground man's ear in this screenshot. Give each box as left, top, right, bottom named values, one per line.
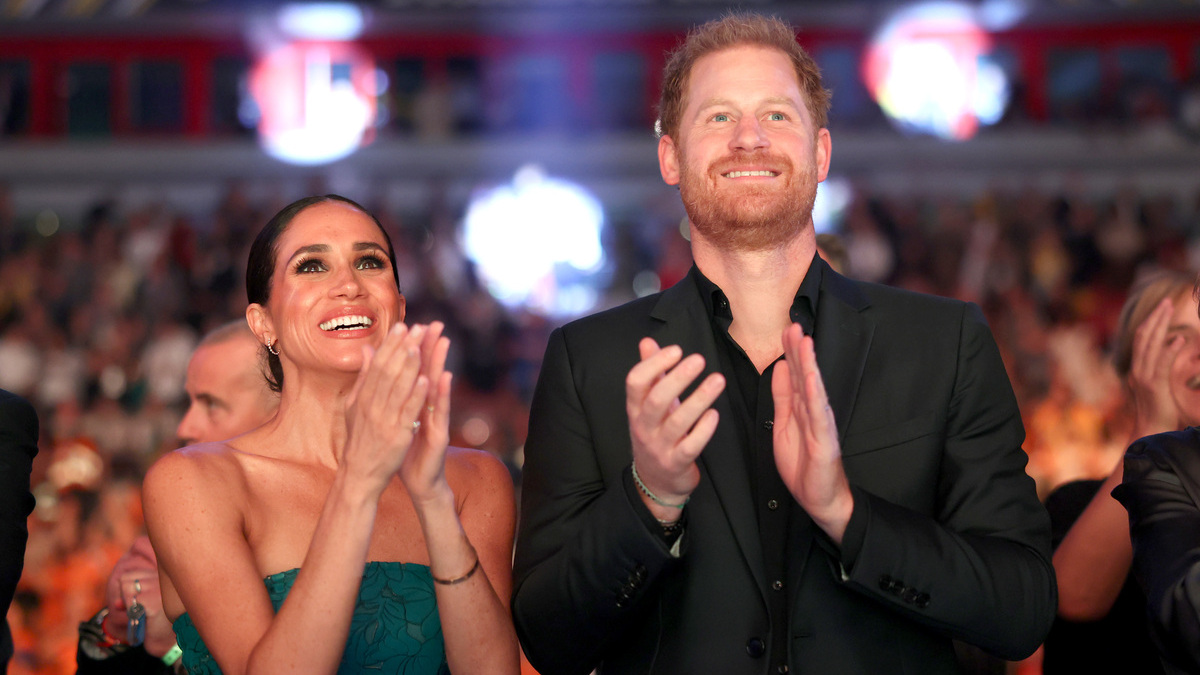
left=658, top=134, right=681, bottom=187
left=815, top=128, right=832, bottom=183
left=246, top=303, right=272, bottom=346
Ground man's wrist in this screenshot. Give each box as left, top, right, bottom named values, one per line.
left=161, top=643, right=183, bottom=666
left=631, top=459, right=690, bottom=519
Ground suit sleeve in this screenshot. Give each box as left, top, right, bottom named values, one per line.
left=838, top=302, right=1056, bottom=659
left=512, top=328, right=678, bottom=675
left=0, top=390, right=38, bottom=618
left=1113, top=433, right=1200, bottom=672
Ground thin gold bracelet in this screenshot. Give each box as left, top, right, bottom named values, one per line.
left=433, top=557, right=480, bottom=585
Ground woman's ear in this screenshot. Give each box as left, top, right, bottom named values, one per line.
left=246, top=303, right=272, bottom=346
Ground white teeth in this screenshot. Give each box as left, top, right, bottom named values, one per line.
left=320, top=315, right=373, bottom=331
left=724, top=170, right=777, bottom=178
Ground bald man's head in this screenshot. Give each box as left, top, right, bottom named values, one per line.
left=176, top=321, right=279, bottom=446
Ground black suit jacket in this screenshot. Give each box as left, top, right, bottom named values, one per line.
left=1114, top=427, right=1200, bottom=675
left=513, top=261, right=1056, bottom=675
left=0, top=389, right=38, bottom=669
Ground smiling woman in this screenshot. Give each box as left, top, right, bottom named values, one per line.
left=141, top=194, right=520, bottom=675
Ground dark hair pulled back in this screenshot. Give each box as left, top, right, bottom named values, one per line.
left=245, top=194, right=400, bottom=392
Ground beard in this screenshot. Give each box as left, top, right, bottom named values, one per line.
left=678, top=148, right=818, bottom=252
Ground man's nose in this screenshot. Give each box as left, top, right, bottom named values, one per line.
left=731, top=116, right=769, bottom=152
left=176, top=408, right=201, bottom=446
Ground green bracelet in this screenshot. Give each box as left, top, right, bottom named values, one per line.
left=161, top=643, right=183, bottom=666
left=631, top=460, right=688, bottom=509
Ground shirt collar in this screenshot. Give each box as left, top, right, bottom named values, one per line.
left=690, top=253, right=823, bottom=333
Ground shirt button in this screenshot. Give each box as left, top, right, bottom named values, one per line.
left=745, top=638, right=765, bottom=658
left=778, top=666, right=789, bottom=674
left=763, top=420, right=774, bottom=430
left=767, top=499, right=779, bottom=511
left=772, top=580, right=783, bottom=591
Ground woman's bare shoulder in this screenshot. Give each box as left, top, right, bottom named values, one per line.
left=143, top=442, right=250, bottom=508
left=446, top=447, right=512, bottom=486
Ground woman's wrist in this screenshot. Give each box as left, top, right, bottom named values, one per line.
left=408, top=478, right=455, bottom=511
left=331, top=468, right=387, bottom=512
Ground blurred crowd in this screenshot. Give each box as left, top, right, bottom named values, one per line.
left=2, top=175, right=1200, bottom=673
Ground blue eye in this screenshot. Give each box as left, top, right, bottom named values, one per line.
left=767, top=113, right=786, bottom=121
left=713, top=114, right=730, bottom=122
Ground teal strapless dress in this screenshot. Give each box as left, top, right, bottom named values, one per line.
left=172, top=561, right=450, bottom=675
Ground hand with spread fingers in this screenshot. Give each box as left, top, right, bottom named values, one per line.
left=625, top=337, right=726, bottom=521
left=1129, top=297, right=1186, bottom=438
left=771, top=323, right=854, bottom=544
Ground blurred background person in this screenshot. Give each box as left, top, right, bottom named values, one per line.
left=1045, top=270, right=1200, bottom=674
left=77, top=319, right=279, bottom=674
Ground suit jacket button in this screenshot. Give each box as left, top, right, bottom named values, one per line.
left=746, top=638, right=765, bottom=658
left=915, top=593, right=931, bottom=608
left=878, top=575, right=893, bottom=591
left=901, top=587, right=919, bottom=604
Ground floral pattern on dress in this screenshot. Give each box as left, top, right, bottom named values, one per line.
left=173, top=562, right=449, bottom=675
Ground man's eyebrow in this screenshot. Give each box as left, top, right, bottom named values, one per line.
left=194, top=392, right=223, bottom=407
left=695, top=96, right=802, bottom=110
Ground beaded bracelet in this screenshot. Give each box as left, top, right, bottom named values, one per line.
left=433, top=557, right=481, bottom=585
left=631, top=460, right=689, bottom=509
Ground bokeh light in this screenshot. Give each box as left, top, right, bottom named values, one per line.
left=462, top=164, right=607, bottom=317
left=863, top=1, right=1013, bottom=140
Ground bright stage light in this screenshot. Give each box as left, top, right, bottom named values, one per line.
left=462, top=165, right=607, bottom=317
left=863, top=2, right=1015, bottom=140
left=278, top=3, right=364, bottom=41
left=248, top=41, right=377, bottom=165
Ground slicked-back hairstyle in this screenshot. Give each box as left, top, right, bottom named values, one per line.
left=245, top=194, right=400, bottom=392
left=656, top=12, right=831, bottom=142
left=1112, top=270, right=1195, bottom=379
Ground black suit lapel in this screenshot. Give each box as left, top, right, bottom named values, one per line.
left=789, top=266, right=874, bottom=592
left=650, top=280, right=768, bottom=598
left=813, top=268, right=873, bottom=444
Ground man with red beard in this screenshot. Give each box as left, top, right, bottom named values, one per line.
left=512, top=12, right=1056, bottom=675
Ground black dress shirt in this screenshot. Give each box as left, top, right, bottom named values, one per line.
left=693, top=258, right=821, bottom=674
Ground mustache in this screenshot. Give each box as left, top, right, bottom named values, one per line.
left=708, top=151, right=792, bottom=177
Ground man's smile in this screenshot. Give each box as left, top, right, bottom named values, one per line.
left=722, top=170, right=778, bottom=178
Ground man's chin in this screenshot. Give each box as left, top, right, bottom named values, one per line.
left=691, top=215, right=804, bottom=252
